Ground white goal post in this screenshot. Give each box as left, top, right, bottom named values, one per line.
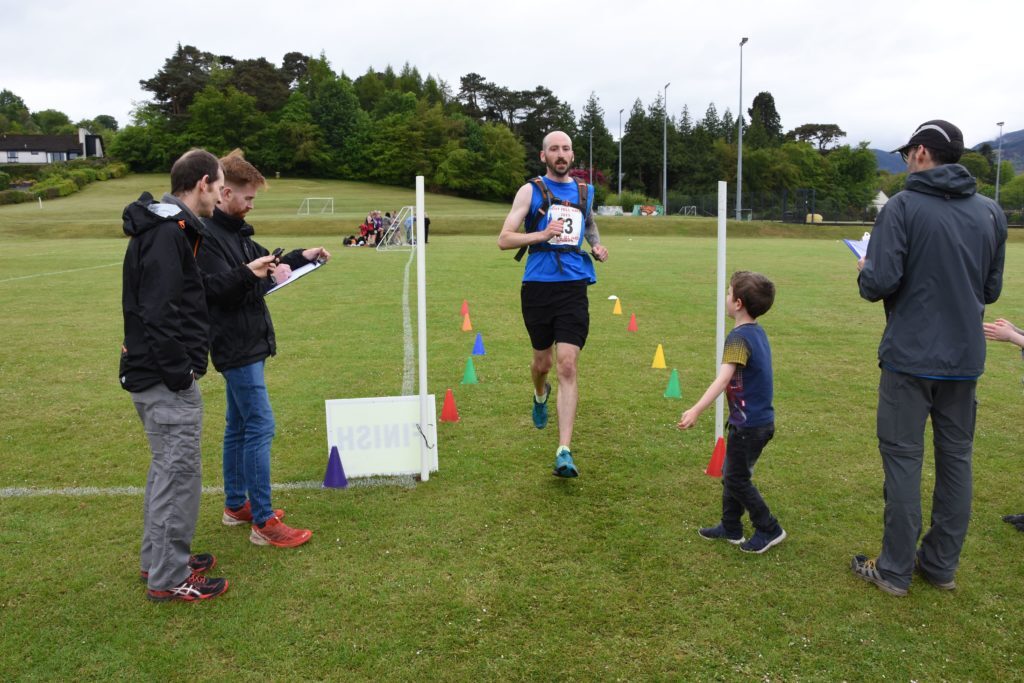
left=297, top=197, right=334, bottom=215
left=376, top=206, right=416, bottom=251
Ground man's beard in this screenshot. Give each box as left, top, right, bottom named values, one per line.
left=546, top=157, right=571, bottom=179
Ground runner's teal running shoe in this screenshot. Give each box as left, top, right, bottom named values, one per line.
left=553, top=448, right=578, bottom=478
left=532, top=382, right=550, bottom=429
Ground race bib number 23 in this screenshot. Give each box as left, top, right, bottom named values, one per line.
left=546, top=205, right=583, bottom=246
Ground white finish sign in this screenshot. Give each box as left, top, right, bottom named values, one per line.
left=325, top=395, right=438, bottom=478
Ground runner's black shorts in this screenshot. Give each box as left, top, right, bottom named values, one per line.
left=520, top=279, right=590, bottom=350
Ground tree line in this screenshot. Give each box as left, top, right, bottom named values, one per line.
left=4, top=45, right=1018, bottom=216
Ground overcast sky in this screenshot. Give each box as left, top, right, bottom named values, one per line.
left=3, top=0, right=1020, bottom=152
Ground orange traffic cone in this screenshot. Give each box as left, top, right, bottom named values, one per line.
left=461, top=313, right=473, bottom=331
left=440, top=388, right=460, bottom=422
left=705, top=436, right=725, bottom=477
left=627, top=313, right=638, bottom=332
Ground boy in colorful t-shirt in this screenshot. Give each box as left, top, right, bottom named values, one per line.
left=678, top=271, right=785, bottom=554
left=985, top=318, right=1024, bottom=532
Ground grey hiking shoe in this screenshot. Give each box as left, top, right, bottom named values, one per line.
left=850, top=554, right=907, bottom=597
left=914, top=555, right=956, bottom=591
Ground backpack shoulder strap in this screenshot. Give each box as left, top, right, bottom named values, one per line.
left=516, top=178, right=554, bottom=261
left=576, top=181, right=589, bottom=216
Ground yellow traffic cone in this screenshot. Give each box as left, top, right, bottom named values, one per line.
left=612, top=299, right=622, bottom=315
left=651, top=343, right=667, bottom=369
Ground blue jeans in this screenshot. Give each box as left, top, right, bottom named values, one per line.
left=721, top=423, right=780, bottom=536
left=222, top=361, right=276, bottom=525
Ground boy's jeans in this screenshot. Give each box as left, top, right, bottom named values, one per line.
left=721, top=423, right=781, bottom=536
left=222, top=361, right=276, bottom=525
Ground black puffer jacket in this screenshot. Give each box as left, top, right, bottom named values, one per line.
left=119, top=192, right=210, bottom=392
left=859, top=163, right=1007, bottom=377
left=198, top=207, right=309, bottom=372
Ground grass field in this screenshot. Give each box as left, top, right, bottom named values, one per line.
left=1, top=176, right=1023, bottom=680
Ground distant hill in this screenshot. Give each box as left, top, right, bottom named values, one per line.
left=973, top=128, right=1024, bottom=173
left=872, top=149, right=905, bottom=174
left=871, top=128, right=1024, bottom=174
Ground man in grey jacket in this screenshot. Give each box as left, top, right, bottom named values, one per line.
left=850, top=120, right=1007, bottom=596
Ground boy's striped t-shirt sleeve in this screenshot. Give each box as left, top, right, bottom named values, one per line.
left=722, top=334, right=750, bottom=367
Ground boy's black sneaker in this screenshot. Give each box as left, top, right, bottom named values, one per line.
left=140, top=553, right=216, bottom=582
left=740, top=528, right=787, bottom=554
left=1002, top=513, right=1024, bottom=531
left=146, top=572, right=229, bottom=602
left=697, top=524, right=745, bottom=545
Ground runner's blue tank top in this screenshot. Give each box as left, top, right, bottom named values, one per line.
left=522, top=177, right=596, bottom=284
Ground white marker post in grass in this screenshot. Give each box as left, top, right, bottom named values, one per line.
left=715, top=181, right=727, bottom=447
left=415, top=176, right=433, bottom=481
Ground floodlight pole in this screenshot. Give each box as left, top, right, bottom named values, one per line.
left=589, top=128, right=593, bottom=185
left=663, top=82, right=670, bottom=213
left=995, top=121, right=1005, bottom=205
left=618, top=108, right=624, bottom=197
left=735, top=37, right=748, bottom=221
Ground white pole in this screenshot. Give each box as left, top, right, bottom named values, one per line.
left=715, top=181, right=727, bottom=443
left=415, top=176, right=431, bottom=481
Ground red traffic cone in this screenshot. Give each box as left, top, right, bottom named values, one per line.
left=627, top=313, right=638, bottom=332
left=460, top=299, right=469, bottom=316
left=704, top=437, right=725, bottom=477
left=440, top=388, right=460, bottom=422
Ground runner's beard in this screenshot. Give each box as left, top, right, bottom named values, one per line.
left=546, top=158, right=571, bottom=179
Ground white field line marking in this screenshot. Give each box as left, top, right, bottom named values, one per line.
left=401, top=247, right=416, bottom=395
left=1, top=476, right=416, bottom=499
left=0, top=261, right=120, bottom=284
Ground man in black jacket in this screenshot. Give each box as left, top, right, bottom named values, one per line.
left=198, top=150, right=330, bottom=548
left=851, top=120, right=1007, bottom=597
left=121, top=149, right=277, bottom=601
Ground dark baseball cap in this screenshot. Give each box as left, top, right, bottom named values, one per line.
left=891, top=120, right=964, bottom=161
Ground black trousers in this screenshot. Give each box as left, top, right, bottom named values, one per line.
left=721, top=423, right=780, bottom=535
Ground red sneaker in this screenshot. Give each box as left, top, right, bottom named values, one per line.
left=146, top=572, right=229, bottom=602
left=249, top=517, right=312, bottom=548
left=140, top=553, right=216, bottom=582
left=222, top=501, right=285, bottom=526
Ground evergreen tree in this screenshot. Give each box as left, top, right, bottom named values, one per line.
left=576, top=92, right=617, bottom=182
left=140, top=44, right=217, bottom=121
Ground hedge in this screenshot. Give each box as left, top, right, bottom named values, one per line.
left=0, top=159, right=129, bottom=203
left=0, top=189, right=33, bottom=205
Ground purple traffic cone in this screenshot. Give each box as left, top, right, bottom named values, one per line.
left=323, top=446, right=348, bottom=488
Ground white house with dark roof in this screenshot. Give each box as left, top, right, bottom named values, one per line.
left=0, top=128, right=104, bottom=164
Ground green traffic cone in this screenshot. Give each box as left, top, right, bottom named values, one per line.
left=461, top=357, right=478, bottom=384
left=664, top=368, right=681, bottom=398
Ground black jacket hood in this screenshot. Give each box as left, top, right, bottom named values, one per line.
left=905, top=163, right=977, bottom=199
left=122, top=192, right=187, bottom=238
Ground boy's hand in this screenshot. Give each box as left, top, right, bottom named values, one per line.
left=677, top=408, right=700, bottom=430
left=984, top=319, right=1015, bottom=342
